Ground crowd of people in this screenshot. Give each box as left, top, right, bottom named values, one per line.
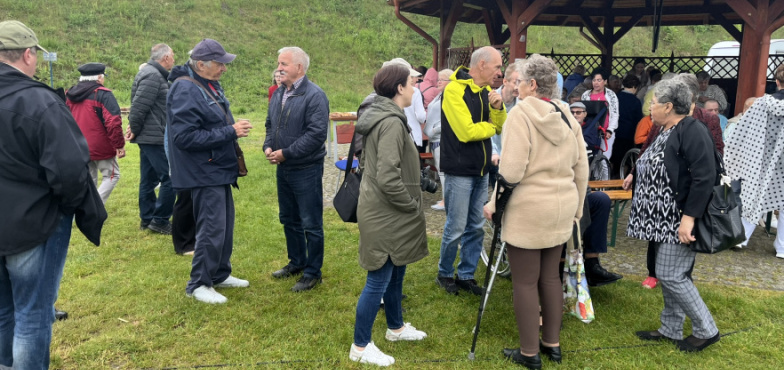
left=3, top=18, right=784, bottom=369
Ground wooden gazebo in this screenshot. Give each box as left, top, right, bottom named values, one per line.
left=389, top=0, right=784, bottom=114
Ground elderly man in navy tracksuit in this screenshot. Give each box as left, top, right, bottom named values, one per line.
left=167, top=39, right=253, bottom=304
left=264, top=46, right=330, bottom=292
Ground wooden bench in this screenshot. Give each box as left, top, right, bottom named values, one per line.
left=588, top=179, right=632, bottom=247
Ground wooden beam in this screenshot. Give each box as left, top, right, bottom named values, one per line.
left=768, top=0, right=784, bottom=26
left=579, top=27, right=604, bottom=52
left=612, top=14, right=643, bottom=43
left=517, top=0, right=556, bottom=32
left=725, top=0, right=759, bottom=29
left=439, top=0, right=464, bottom=69
left=483, top=9, right=502, bottom=45
left=711, top=12, right=743, bottom=42
left=495, top=0, right=513, bottom=25
left=544, top=4, right=732, bottom=17
left=580, top=15, right=606, bottom=50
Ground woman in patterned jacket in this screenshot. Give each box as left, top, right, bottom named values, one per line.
left=625, top=78, right=720, bottom=352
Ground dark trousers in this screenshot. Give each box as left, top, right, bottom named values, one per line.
left=172, top=190, right=195, bottom=255
left=277, top=163, right=325, bottom=279
left=138, top=144, right=175, bottom=224
left=610, top=137, right=635, bottom=179
left=186, top=185, right=234, bottom=293
left=583, top=192, right=611, bottom=254
left=488, top=164, right=499, bottom=190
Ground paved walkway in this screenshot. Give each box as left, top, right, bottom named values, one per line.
left=322, top=143, right=784, bottom=292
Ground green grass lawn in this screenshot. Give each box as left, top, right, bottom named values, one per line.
left=51, top=112, right=784, bottom=369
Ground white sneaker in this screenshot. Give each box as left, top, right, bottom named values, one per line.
left=431, top=202, right=445, bottom=211
left=349, top=342, right=394, bottom=366
left=776, top=253, right=784, bottom=259
left=215, top=276, right=249, bottom=288
left=187, top=286, right=227, bottom=304
left=385, top=322, right=427, bottom=341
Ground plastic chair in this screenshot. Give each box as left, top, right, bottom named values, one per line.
left=334, top=123, right=359, bottom=193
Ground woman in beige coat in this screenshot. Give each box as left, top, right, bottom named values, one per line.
left=484, top=54, right=589, bottom=369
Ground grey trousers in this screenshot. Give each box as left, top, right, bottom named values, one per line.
left=656, top=242, right=719, bottom=340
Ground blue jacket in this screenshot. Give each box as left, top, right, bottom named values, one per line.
left=166, top=64, right=238, bottom=189
left=264, top=75, right=329, bottom=168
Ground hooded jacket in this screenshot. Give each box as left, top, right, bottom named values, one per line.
left=66, top=81, right=125, bottom=160
left=0, top=63, right=106, bottom=255
left=263, top=75, right=329, bottom=168
left=166, top=64, right=238, bottom=189
left=486, top=97, right=589, bottom=249
left=418, top=68, right=439, bottom=109
left=440, top=67, right=507, bottom=177
left=129, top=59, right=169, bottom=145
left=355, top=96, right=428, bottom=271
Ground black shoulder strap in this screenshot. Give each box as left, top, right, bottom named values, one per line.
left=342, top=129, right=359, bottom=183
left=548, top=101, right=571, bottom=129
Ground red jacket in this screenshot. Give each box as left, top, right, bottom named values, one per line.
left=66, top=81, right=124, bottom=160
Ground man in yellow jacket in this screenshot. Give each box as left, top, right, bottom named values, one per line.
left=436, top=46, right=506, bottom=295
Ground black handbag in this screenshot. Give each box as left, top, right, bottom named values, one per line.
left=691, top=150, right=745, bottom=254
left=333, top=131, right=361, bottom=223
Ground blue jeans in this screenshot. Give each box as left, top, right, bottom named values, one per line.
left=438, top=174, right=488, bottom=280
left=353, top=258, right=406, bottom=347
left=0, top=212, right=72, bottom=370
left=138, top=144, right=175, bottom=225
left=277, top=163, right=324, bottom=279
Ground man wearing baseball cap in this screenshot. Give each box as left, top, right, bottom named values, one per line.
left=0, top=20, right=107, bottom=369
left=167, top=38, right=252, bottom=304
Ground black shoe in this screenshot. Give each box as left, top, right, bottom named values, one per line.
left=502, top=348, right=542, bottom=369
left=584, top=261, right=622, bottom=287
left=635, top=330, right=676, bottom=343
left=147, top=220, right=172, bottom=235
left=455, top=277, right=485, bottom=296
left=539, top=342, right=561, bottom=363
left=139, top=221, right=150, bottom=231
left=55, top=309, right=68, bottom=321
left=677, top=332, right=721, bottom=352
left=292, top=276, right=321, bottom=292
left=272, top=264, right=304, bottom=279
left=435, top=276, right=459, bottom=295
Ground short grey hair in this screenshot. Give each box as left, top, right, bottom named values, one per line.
left=0, top=48, right=26, bottom=63
left=674, top=73, right=700, bottom=103
left=470, top=46, right=501, bottom=68
left=79, top=74, right=104, bottom=82
left=520, top=54, right=559, bottom=99
left=187, top=58, right=212, bottom=72
left=150, top=43, right=172, bottom=62
left=504, top=60, right=525, bottom=81
left=654, top=79, right=693, bottom=115
left=438, top=68, right=453, bottom=80
left=278, top=46, right=310, bottom=73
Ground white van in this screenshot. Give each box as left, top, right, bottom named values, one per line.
left=704, top=39, right=784, bottom=78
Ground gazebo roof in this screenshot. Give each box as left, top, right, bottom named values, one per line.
left=389, top=0, right=744, bottom=27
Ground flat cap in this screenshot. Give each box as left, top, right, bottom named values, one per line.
left=78, top=62, right=106, bottom=76
left=0, top=20, right=48, bottom=53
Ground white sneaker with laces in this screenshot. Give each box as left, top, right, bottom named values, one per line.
left=776, top=253, right=784, bottom=259
left=187, top=286, right=227, bottom=304
left=385, top=322, right=427, bottom=341
left=349, top=342, right=394, bottom=366
left=215, top=276, right=249, bottom=288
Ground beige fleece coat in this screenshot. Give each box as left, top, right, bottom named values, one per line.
left=487, top=97, right=589, bottom=249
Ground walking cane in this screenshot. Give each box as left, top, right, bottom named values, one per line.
left=469, top=175, right=517, bottom=360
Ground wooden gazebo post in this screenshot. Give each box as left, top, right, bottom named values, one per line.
left=726, top=0, right=784, bottom=114
left=496, top=0, right=554, bottom=62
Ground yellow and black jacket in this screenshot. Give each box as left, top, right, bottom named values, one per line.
left=440, top=67, right=506, bottom=176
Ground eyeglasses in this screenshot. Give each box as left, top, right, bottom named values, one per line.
left=570, top=110, right=586, bottom=114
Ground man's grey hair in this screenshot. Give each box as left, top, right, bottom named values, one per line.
left=654, top=79, right=693, bottom=115
left=187, top=58, right=212, bottom=72
left=278, top=46, right=310, bottom=73
left=79, top=74, right=104, bottom=82
left=0, top=48, right=26, bottom=63
left=150, top=43, right=172, bottom=62
left=470, top=46, right=501, bottom=68
left=438, top=68, right=453, bottom=80
left=520, top=54, right=559, bottom=100
left=504, top=60, right=525, bottom=81
left=674, top=73, right=700, bottom=103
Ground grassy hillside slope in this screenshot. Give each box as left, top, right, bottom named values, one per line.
left=2, top=0, right=783, bottom=114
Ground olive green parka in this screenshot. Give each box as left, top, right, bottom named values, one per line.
left=355, top=95, right=428, bottom=271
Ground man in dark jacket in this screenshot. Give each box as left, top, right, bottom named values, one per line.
left=264, top=46, right=329, bottom=292
left=66, top=62, right=126, bottom=204
left=128, top=43, right=176, bottom=235
left=0, top=20, right=106, bottom=369
left=167, top=39, right=252, bottom=304
left=437, top=46, right=506, bottom=295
